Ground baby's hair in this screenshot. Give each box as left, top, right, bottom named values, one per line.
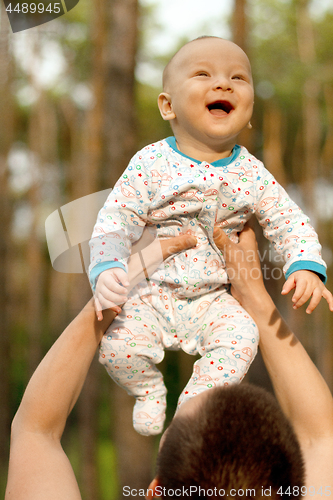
left=193, top=35, right=222, bottom=41
left=162, top=36, right=243, bottom=90
left=162, top=36, right=225, bottom=90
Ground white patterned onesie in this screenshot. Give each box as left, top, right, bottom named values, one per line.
left=89, top=137, right=326, bottom=436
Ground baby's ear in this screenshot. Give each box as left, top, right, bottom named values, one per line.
left=158, top=92, right=176, bottom=121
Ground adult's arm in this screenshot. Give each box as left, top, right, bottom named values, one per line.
left=5, top=233, right=196, bottom=500
left=213, top=226, right=333, bottom=492
left=6, top=300, right=112, bottom=500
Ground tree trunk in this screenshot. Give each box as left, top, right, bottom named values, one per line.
left=262, top=103, right=287, bottom=186
left=26, top=89, right=57, bottom=374
left=58, top=0, right=124, bottom=500
left=295, top=0, right=329, bottom=383
left=232, top=0, right=248, bottom=52
left=0, top=3, right=15, bottom=471
left=103, top=0, right=138, bottom=188
left=113, top=390, right=155, bottom=498
left=296, top=0, right=321, bottom=216
left=232, top=0, right=254, bottom=152
left=101, top=0, right=156, bottom=495
left=321, top=85, right=333, bottom=177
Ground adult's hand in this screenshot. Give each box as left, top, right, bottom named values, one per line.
left=159, top=233, right=197, bottom=259
left=125, top=234, right=197, bottom=296
left=212, top=224, right=265, bottom=311
left=213, top=225, right=333, bottom=315
left=95, top=233, right=197, bottom=320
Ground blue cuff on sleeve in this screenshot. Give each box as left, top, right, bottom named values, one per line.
left=89, top=261, right=126, bottom=290
left=285, top=261, right=327, bottom=284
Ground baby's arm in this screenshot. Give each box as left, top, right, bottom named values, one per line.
left=253, top=161, right=328, bottom=310
left=94, top=267, right=130, bottom=320
left=89, top=150, right=153, bottom=294
left=281, top=270, right=333, bottom=314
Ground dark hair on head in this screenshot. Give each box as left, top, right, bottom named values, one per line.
left=157, top=384, right=305, bottom=499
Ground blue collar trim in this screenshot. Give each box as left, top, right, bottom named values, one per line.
left=165, top=136, right=241, bottom=167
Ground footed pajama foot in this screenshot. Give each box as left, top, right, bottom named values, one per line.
left=133, top=393, right=167, bottom=436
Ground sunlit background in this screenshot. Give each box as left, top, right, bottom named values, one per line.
left=1, top=0, right=333, bottom=498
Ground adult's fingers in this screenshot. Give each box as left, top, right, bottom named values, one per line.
left=212, top=227, right=230, bottom=251
left=97, top=293, right=123, bottom=314
left=213, top=223, right=257, bottom=254
left=94, top=297, right=104, bottom=321
left=160, top=234, right=197, bottom=259
left=237, top=223, right=257, bottom=250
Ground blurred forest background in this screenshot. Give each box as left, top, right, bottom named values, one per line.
left=1, top=0, right=333, bottom=497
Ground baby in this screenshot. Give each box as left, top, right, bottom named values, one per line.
left=89, top=36, right=329, bottom=436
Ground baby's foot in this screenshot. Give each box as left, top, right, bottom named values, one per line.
left=133, top=393, right=167, bottom=436
left=176, top=385, right=208, bottom=413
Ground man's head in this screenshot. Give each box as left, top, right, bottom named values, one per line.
left=158, top=37, right=254, bottom=156
left=152, top=384, right=304, bottom=499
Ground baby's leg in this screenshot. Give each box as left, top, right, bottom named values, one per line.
left=177, top=292, right=259, bottom=407
left=99, top=297, right=167, bottom=436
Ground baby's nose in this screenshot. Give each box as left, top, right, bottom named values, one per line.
left=213, top=77, right=233, bottom=92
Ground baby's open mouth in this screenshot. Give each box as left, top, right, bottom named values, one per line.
left=207, top=100, right=234, bottom=115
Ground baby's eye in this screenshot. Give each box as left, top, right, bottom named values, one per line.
left=196, top=71, right=209, bottom=77
left=232, top=75, right=246, bottom=81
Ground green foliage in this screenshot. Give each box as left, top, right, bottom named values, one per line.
left=249, top=0, right=302, bottom=104
left=315, top=12, right=333, bottom=84
left=0, top=467, right=7, bottom=499
left=250, top=0, right=333, bottom=103
left=98, top=440, right=118, bottom=500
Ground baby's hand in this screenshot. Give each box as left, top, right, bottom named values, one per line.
left=94, top=267, right=129, bottom=321
left=281, top=270, right=333, bottom=314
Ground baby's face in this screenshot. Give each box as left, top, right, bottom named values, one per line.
left=159, top=38, right=254, bottom=156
